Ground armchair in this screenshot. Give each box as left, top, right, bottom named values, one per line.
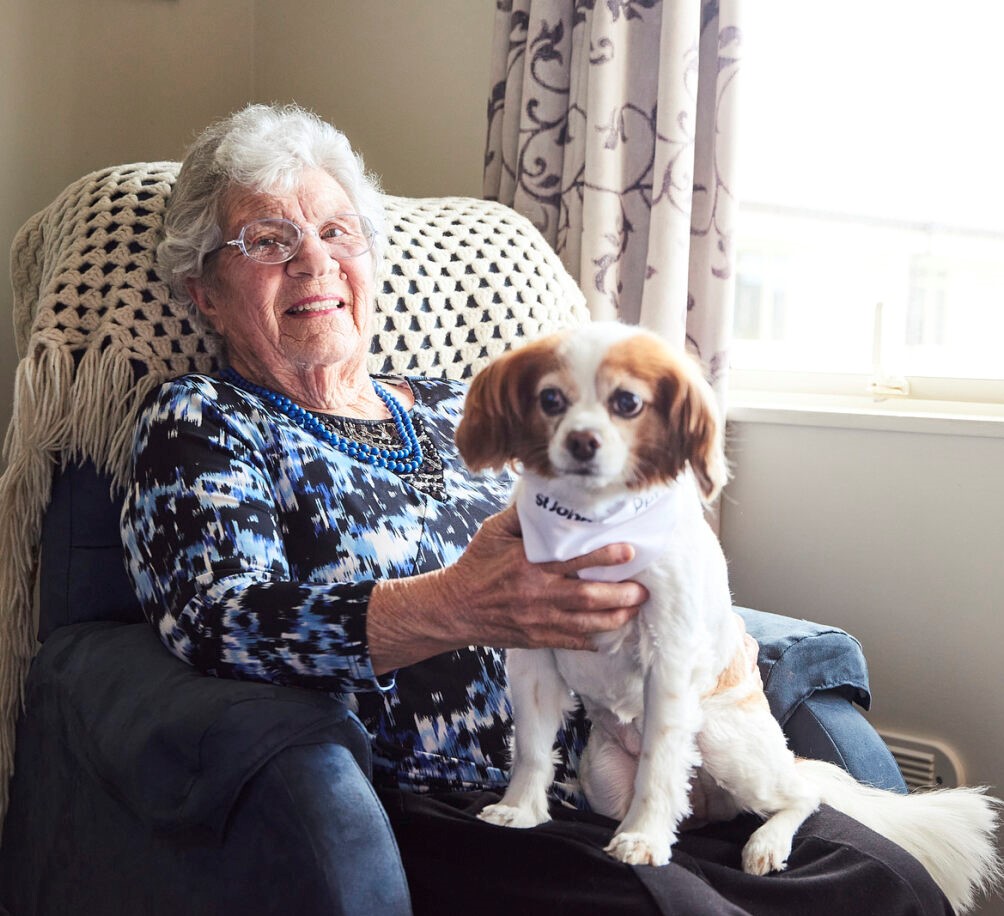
left=0, top=162, right=905, bottom=915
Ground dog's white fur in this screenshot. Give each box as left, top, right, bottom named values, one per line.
left=455, top=321, right=1001, bottom=913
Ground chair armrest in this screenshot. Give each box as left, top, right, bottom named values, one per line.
left=736, top=606, right=871, bottom=727
left=785, top=691, right=907, bottom=792
left=5, top=623, right=411, bottom=914
left=30, top=621, right=370, bottom=835
left=737, top=606, right=907, bottom=793
left=246, top=743, right=412, bottom=914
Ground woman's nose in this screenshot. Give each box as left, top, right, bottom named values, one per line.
left=286, top=229, right=338, bottom=277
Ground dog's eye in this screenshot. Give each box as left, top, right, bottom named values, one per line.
left=610, top=389, right=644, bottom=418
left=538, top=387, right=568, bottom=416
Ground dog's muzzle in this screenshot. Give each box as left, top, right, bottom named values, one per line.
left=565, top=429, right=601, bottom=463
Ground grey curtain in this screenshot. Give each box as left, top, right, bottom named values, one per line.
left=484, top=0, right=742, bottom=402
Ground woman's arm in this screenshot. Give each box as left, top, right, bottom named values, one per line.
left=121, top=378, right=391, bottom=693
left=122, top=377, right=647, bottom=688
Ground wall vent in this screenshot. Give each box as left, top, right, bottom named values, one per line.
left=878, top=730, right=964, bottom=791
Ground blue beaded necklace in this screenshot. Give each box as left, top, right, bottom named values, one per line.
left=220, top=367, right=424, bottom=474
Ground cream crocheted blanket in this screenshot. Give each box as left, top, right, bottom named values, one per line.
left=0, top=161, right=586, bottom=819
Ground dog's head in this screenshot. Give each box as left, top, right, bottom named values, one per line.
left=455, top=322, right=727, bottom=501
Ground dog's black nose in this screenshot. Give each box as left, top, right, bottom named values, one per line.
left=566, top=430, right=600, bottom=462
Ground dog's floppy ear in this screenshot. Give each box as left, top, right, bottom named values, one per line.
left=455, top=339, right=559, bottom=471
left=663, top=360, right=729, bottom=502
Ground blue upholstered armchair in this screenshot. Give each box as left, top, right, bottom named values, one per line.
left=0, top=163, right=904, bottom=916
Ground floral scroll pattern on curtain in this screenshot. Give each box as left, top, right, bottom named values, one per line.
left=484, top=0, right=742, bottom=403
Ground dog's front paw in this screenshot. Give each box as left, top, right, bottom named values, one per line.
left=605, top=831, right=671, bottom=866
left=741, top=830, right=791, bottom=876
left=478, top=802, right=550, bottom=829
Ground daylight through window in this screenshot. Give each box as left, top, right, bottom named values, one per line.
left=732, top=4, right=1004, bottom=388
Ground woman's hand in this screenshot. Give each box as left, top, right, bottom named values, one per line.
left=367, top=505, right=648, bottom=674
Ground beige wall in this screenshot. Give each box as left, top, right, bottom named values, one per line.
left=253, top=0, right=495, bottom=198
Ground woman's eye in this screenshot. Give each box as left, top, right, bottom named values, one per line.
left=539, top=388, right=567, bottom=416
left=610, top=389, right=644, bottom=418
left=244, top=228, right=290, bottom=252
left=320, top=224, right=347, bottom=240
left=248, top=236, right=281, bottom=251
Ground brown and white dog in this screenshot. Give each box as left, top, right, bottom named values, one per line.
left=455, top=321, right=1001, bottom=913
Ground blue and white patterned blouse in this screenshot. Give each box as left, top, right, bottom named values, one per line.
left=120, top=373, right=584, bottom=797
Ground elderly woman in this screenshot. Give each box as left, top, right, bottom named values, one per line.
left=120, top=105, right=948, bottom=916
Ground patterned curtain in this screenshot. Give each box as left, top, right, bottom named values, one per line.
left=484, top=0, right=742, bottom=401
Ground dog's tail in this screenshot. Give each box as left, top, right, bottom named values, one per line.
left=795, top=757, right=1002, bottom=913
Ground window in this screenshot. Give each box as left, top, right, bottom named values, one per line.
left=734, top=251, right=789, bottom=344
left=732, top=3, right=1004, bottom=403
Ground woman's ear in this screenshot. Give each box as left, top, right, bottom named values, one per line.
left=186, top=276, right=223, bottom=334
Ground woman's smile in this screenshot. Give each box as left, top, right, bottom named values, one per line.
left=285, top=295, right=348, bottom=316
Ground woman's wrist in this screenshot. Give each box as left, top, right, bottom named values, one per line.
left=367, top=569, right=463, bottom=675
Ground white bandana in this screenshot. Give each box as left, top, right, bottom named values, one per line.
left=515, top=471, right=685, bottom=582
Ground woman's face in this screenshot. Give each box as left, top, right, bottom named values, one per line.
left=188, top=168, right=376, bottom=386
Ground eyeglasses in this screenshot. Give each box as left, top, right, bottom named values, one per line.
left=213, top=213, right=377, bottom=264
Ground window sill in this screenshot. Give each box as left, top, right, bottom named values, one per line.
left=726, top=390, right=1004, bottom=439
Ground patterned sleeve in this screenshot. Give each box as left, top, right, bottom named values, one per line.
left=120, top=376, right=391, bottom=694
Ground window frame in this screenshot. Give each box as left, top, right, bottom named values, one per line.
left=727, top=368, right=1004, bottom=438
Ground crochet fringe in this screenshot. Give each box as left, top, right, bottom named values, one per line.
left=0, top=341, right=168, bottom=815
